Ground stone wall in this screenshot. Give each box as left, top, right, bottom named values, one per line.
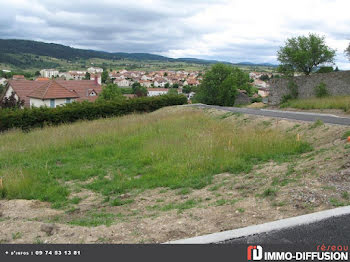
left=268, top=71, right=350, bottom=105
left=234, top=91, right=251, bottom=106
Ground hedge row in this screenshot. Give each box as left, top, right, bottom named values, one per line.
left=0, top=94, right=188, bottom=132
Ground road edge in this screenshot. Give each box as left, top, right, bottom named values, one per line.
left=165, top=206, right=350, bottom=244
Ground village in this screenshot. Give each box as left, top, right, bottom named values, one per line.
left=0, top=67, right=271, bottom=108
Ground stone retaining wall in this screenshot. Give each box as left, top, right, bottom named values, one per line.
left=268, top=71, right=350, bottom=105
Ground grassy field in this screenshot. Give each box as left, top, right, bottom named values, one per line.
left=2, top=107, right=350, bottom=243
left=0, top=108, right=310, bottom=208
left=281, top=96, right=350, bottom=112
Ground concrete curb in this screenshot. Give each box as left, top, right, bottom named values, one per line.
left=165, top=206, right=350, bottom=244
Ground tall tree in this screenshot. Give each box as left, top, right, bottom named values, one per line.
left=195, top=63, right=250, bottom=106
left=101, top=70, right=110, bottom=84
left=132, top=82, right=147, bottom=97
left=84, top=72, right=91, bottom=80
left=97, top=83, right=124, bottom=101
left=0, top=92, right=25, bottom=109
left=277, top=33, right=336, bottom=75
left=345, top=44, right=350, bottom=61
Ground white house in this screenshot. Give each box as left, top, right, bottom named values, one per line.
left=115, top=79, right=131, bottom=87
left=40, top=69, right=59, bottom=78
left=258, top=87, right=269, bottom=98
left=140, top=81, right=152, bottom=88
left=254, top=79, right=268, bottom=88
left=28, top=81, right=79, bottom=108
left=147, top=88, right=169, bottom=96
left=2, top=79, right=102, bottom=108
left=67, top=71, right=86, bottom=80
left=87, top=67, right=103, bottom=74
left=141, top=75, right=151, bottom=81
left=0, top=77, right=7, bottom=86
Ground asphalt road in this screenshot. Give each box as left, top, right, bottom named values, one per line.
left=222, top=214, right=350, bottom=244
left=192, top=104, right=350, bottom=126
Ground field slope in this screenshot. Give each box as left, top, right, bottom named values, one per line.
left=0, top=106, right=349, bottom=243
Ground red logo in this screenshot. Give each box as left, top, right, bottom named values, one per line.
left=247, top=245, right=263, bottom=261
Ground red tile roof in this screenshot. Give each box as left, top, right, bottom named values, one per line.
left=56, top=80, right=102, bottom=98
left=6, top=80, right=101, bottom=107
left=28, top=80, right=79, bottom=99
left=35, top=77, right=50, bottom=81
left=12, top=75, right=25, bottom=79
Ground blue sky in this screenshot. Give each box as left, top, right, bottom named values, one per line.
left=1, top=0, right=350, bottom=68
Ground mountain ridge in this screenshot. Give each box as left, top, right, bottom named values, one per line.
left=0, top=39, right=277, bottom=69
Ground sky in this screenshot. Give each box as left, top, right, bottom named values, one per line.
left=1, top=0, right=350, bottom=69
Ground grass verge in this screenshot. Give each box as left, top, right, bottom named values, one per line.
left=280, top=96, right=350, bottom=112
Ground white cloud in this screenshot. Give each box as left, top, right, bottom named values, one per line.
left=0, top=0, right=350, bottom=68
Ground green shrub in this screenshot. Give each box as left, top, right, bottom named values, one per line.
left=251, top=96, right=263, bottom=103
left=310, top=119, right=324, bottom=129
left=314, top=82, right=329, bottom=98
left=316, top=67, right=334, bottom=74
left=0, top=95, right=187, bottom=132
left=281, top=94, right=293, bottom=104
left=342, top=131, right=350, bottom=140
left=120, top=88, right=133, bottom=94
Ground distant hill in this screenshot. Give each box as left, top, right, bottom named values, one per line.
left=0, top=39, right=277, bottom=70
left=235, top=61, right=277, bottom=67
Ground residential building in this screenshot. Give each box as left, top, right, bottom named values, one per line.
left=28, top=81, right=79, bottom=108
left=0, top=78, right=7, bottom=86
left=12, top=75, right=25, bottom=80
left=2, top=79, right=101, bottom=108
left=87, top=67, right=103, bottom=74
left=67, top=71, right=86, bottom=80
left=147, top=88, right=182, bottom=96
left=139, top=80, right=152, bottom=88
left=147, top=88, right=169, bottom=96
left=257, top=87, right=269, bottom=98
left=40, top=69, right=59, bottom=78
left=35, top=77, right=50, bottom=81
left=253, top=79, right=268, bottom=88
left=115, top=79, right=131, bottom=87
left=90, top=74, right=102, bottom=85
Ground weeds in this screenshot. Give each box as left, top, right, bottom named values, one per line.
left=12, top=232, right=22, bottom=240
left=68, top=212, right=119, bottom=227
left=342, top=131, right=350, bottom=140
left=329, top=198, right=347, bottom=207
left=261, top=188, right=278, bottom=198
left=110, top=198, right=134, bottom=206
left=310, top=120, right=324, bottom=129
left=281, top=96, right=350, bottom=112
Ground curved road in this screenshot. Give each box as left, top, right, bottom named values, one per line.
left=192, top=104, right=350, bottom=126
